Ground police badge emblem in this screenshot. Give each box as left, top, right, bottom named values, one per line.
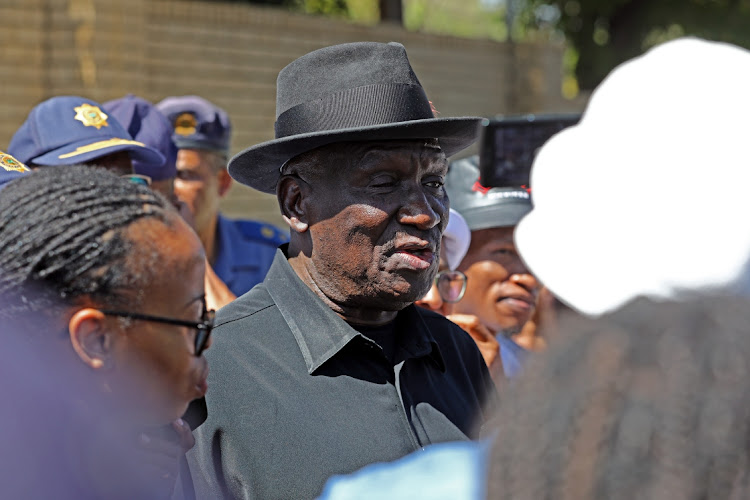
left=0, top=152, right=30, bottom=173
left=74, top=103, right=109, bottom=129
left=174, top=113, right=198, bottom=136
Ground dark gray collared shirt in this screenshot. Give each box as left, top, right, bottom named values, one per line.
left=187, top=248, right=496, bottom=500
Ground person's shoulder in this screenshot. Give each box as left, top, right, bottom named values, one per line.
left=215, top=283, right=276, bottom=327
left=416, top=307, right=476, bottom=350
left=220, top=215, right=289, bottom=246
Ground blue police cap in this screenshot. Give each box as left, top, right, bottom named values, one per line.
left=103, top=95, right=178, bottom=181
left=156, top=95, right=231, bottom=156
left=0, top=151, right=30, bottom=190
left=8, top=96, right=165, bottom=168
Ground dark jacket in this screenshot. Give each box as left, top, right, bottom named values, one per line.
left=188, top=249, right=496, bottom=499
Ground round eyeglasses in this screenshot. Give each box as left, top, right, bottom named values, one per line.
left=100, top=299, right=214, bottom=357
left=434, top=270, right=468, bottom=303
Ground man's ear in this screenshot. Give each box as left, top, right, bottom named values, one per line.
left=217, top=168, right=233, bottom=198
left=68, top=308, right=115, bottom=371
left=277, top=175, right=309, bottom=234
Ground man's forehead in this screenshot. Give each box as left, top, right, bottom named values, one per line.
left=355, top=139, right=446, bottom=167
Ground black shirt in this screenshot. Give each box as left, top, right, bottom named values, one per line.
left=187, top=248, right=497, bottom=500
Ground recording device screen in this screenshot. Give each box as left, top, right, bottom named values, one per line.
left=478, top=114, right=581, bottom=188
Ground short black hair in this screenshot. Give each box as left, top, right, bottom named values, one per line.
left=0, top=165, right=174, bottom=317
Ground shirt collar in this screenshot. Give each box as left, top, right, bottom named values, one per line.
left=264, top=246, right=446, bottom=374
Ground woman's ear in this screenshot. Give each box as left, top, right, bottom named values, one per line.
left=68, top=308, right=115, bottom=371
left=278, top=175, right=309, bottom=234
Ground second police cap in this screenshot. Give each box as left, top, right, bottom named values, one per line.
left=446, top=156, right=532, bottom=231
left=103, top=95, right=178, bottom=181
left=0, top=151, right=30, bottom=190
left=8, top=96, right=165, bottom=167
left=156, top=95, right=232, bottom=156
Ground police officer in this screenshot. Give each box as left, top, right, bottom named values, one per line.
left=104, top=94, right=236, bottom=310
left=446, top=157, right=540, bottom=378
left=157, top=96, right=287, bottom=296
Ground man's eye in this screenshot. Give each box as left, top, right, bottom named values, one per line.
left=424, top=180, right=444, bottom=188
left=176, top=171, right=200, bottom=181
left=371, top=177, right=397, bottom=187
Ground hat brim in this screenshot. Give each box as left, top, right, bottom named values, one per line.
left=31, top=136, right=165, bottom=167
left=228, top=117, right=483, bottom=194
left=462, top=201, right=532, bottom=231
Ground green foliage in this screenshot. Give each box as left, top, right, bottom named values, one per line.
left=520, top=0, right=750, bottom=90
left=299, top=0, right=348, bottom=15
left=403, top=0, right=508, bottom=41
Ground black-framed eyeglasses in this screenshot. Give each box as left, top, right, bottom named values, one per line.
left=99, top=300, right=214, bottom=357
left=434, top=270, right=468, bottom=303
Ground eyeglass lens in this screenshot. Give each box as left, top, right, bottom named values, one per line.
left=436, top=271, right=467, bottom=303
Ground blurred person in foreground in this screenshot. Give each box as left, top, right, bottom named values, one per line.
left=444, top=158, right=539, bottom=378
left=0, top=165, right=212, bottom=499
left=8, top=95, right=164, bottom=175
left=488, top=296, right=750, bottom=499
left=187, top=41, right=495, bottom=500
left=104, top=94, right=236, bottom=311
left=492, top=35, right=750, bottom=500
left=157, top=95, right=287, bottom=296
left=319, top=36, right=750, bottom=500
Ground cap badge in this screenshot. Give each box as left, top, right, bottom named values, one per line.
left=0, top=152, right=29, bottom=173
left=74, top=104, right=109, bottom=129
left=261, top=226, right=275, bottom=239
left=471, top=180, right=490, bottom=195
left=175, top=113, right=198, bottom=136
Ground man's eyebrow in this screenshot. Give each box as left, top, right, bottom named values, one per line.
left=183, top=294, right=206, bottom=309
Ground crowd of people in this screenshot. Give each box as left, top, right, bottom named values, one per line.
left=2, top=35, right=750, bottom=499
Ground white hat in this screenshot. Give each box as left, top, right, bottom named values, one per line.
left=516, top=37, right=750, bottom=316
left=443, top=209, right=471, bottom=270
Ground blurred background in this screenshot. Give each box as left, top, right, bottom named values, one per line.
left=2, top=0, right=747, bottom=227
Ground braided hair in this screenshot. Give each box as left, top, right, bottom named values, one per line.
left=488, top=296, right=750, bottom=500
left=0, top=165, right=174, bottom=317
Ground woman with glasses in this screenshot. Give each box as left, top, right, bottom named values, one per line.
left=0, top=165, right=213, bottom=499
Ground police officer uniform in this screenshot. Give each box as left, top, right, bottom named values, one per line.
left=156, top=95, right=288, bottom=296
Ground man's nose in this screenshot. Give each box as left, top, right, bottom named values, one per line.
left=509, top=272, right=540, bottom=296
left=416, top=283, right=444, bottom=312
left=397, top=189, right=442, bottom=230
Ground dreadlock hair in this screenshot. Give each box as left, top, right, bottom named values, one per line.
left=0, top=165, right=174, bottom=318
left=487, top=296, right=750, bottom=500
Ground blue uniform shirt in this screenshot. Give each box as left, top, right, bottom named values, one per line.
left=212, top=214, right=288, bottom=296
left=497, top=334, right=529, bottom=378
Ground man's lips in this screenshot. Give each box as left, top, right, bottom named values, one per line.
left=496, top=291, right=536, bottom=310
left=392, top=249, right=434, bottom=270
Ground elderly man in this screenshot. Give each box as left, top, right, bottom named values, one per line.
left=446, top=157, right=540, bottom=378
left=157, top=96, right=287, bottom=296
left=188, top=42, right=495, bottom=500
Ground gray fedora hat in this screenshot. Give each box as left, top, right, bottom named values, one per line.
left=228, top=42, right=483, bottom=194
left=446, top=156, right=532, bottom=231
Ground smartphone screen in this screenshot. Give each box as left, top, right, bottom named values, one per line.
left=478, top=114, right=581, bottom=188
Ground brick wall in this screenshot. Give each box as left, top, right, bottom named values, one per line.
left=0, top=0, right=581, bottom=228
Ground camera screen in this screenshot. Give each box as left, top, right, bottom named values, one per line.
left=478, top=114, right=580, bottom=188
